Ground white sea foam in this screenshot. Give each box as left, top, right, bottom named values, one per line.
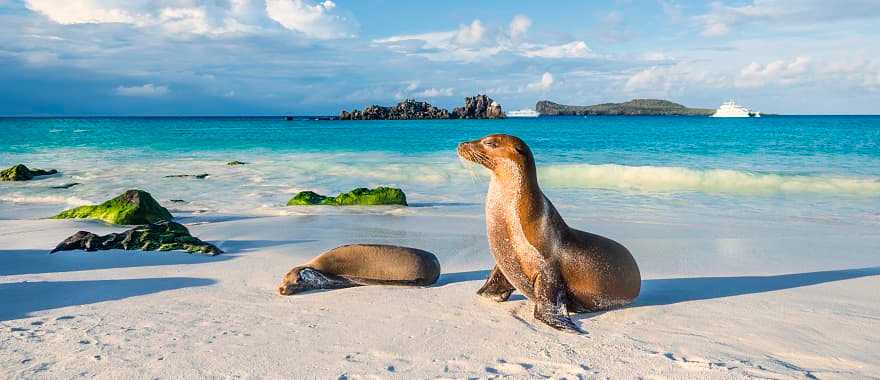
left=0, top=194, right=92, bottom=206
left=538, top=164, right=880, bottom=196
left=2, top=149, right=876, bottom=222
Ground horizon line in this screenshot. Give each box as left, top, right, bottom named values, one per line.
left=3, top=114, right=880, bottom=118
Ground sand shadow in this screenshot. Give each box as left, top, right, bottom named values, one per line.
left=0, top=239, right=315, bottom=276
left=215, top=239, right=317, bottom=253
left=0, top=277, right=215, bottom=321
left=0, top=249, right=233, bottom=276
left=437, top=267, right=880, bottom=308
left=636, top=266, right=880, bottom=307
left=436, top=270, right=490, bottom=285
left=173, top=214, right=271, bottom=224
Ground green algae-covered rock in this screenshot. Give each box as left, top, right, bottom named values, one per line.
left=287, top=187, right=407, bottom=206
left=52, top=189, right=173, bottom=225
left=1, top=164, right=58, bottom=181
left=50, top=220, right=222, bottom=256
left=287, top=190, right=330, bottom=205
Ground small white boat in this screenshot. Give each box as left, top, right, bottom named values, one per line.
left=506, top=109, right=540, bottom=118
left=711, top=100, right=761, bottom=118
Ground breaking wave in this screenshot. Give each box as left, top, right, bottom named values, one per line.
left=0, top=194, right=92, bottom=206
left=538, top=164, right=880, bottom=196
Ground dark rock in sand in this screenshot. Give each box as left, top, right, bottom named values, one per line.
left=50, top=220, right=222, bottom=256
left=50, top=183, right=81, bottom=189
left=164, top=173, right=209, bottom=179
left=288, top=187, right=407, bottom=206
left=1, top=164, right=58, bottom=181
left=451, top=94, right=504, bottom=119
left=226, top=161, right=247, bottom=166
left=52, top=189, right=173, bottom=225
left=169, top=199, right=186, bottom=203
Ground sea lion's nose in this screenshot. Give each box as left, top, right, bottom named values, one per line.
left=278, top=285, right=292, bottom=295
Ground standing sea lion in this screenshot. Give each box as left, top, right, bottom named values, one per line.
left=458, top=134, right=641, bottom=333
left=278, top=244, right=441, bottom=295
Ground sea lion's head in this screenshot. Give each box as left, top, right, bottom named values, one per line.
left=457, top=134, right=535, bottom=176
left=278, top=266, right=333, bottom=295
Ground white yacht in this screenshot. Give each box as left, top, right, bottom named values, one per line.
left=506, top=109, right=540, bottom=118
left=711, top=100, right=761, bottom=118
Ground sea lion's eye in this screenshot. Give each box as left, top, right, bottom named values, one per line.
left=483, top=140, right=498, bottom=148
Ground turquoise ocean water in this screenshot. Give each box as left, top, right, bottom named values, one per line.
left=1, top=116, right=878, bottom=226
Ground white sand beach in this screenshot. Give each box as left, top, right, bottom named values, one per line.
left=2, top=210, right=878, bottom=379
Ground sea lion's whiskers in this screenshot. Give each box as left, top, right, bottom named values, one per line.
left=472, top=151, right=491, bottom=166
left=458, top=155, right=480, bottom=183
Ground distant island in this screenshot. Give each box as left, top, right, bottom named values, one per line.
left=333, top=96, right=715, bottom=120
left=535, top=99, right=714, bottom=116
left=340, top=94, right=504, bottom=120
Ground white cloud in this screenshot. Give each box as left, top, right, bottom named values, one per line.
left=115, top=84, right=169, bottom=97
left=373, top=16, right=593, bottom=62
left=625, top=67, right=667, bottom=92
left=453, top=20, right=486, bottom=46
left=24, top=0, right=252, bottom=34
left=624, top=63, right=726, bottom=93
left=527, top=72, right=555, bottom=91
left=23, top=0, right=355, bottom=38
left=696, top=0, right=880, bottom=37
left=521, top=41, right=592, bottom=59
left=418, top=87, right=454, bottom=97
left=737, top=56, right=811, bottom=88
left=25, top=0, right=143, bottom=25
left=509, top=15, right=532, bottom=40
left=265, top=0, right=356, bottom=39
left=820, top=58, right=880, bottom=90
left=623, top=55, right=878, bottom=96
left=373, top=30, right=479, bottom=62
left=393, top=82, right=453, bottom=99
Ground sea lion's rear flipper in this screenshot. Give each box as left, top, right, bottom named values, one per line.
left=565, top=297, right=596, bottom=314
left=476, top=265, right=515, bottom=302
left=533, top=262, right=584, bottom=334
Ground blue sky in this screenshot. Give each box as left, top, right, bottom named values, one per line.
left=1, top=0, right=879, bottom=115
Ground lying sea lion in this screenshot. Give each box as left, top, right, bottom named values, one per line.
left=458, top=134, right=641, bottom=333
left=278, top=244, right=441, bottom=295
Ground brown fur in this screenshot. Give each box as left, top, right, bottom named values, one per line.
left=278, top=244, right=441, bottom=295
left=459, top=134, right=641, bottom=333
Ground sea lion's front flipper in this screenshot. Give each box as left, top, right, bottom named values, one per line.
left=533, top=262, right=584, bottom=334
left=298, top=268, right=360, bottom=292
left=477, top=265, right=515, bottom=302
